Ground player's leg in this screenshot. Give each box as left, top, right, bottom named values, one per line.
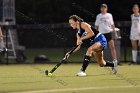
left=131, top=40, right=138, bottom=64
left=77, top=41, right=116, bottom=76
left=90, top=43, right=106, bottom=66
left=77, top=34, right=106, bottom=76
left=90, top=42, right=117, bottom=74
left=89, top=42, right=117, bottom=73
left=76, top=42, right=100, bottom=76
left=104, top=33, right=118, bottom=65
left=108, top=40, right=117, bottom=62
left=94, top=50, right=117, bottom=74
left=80, top=42, right=103, bottom=71
left=76, top=50, right=92, bottom=76
left=77, top=41, right=104, bottom=73
left=94, top=51, right=113, bottom=67
left=91, top=42, right=115, bottom=66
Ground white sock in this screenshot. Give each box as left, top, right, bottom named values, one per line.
left=113, top=59, right=117, bottom=62
left=132, top=50, right=137, bottom=62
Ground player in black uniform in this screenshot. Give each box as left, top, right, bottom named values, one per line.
left=67, top=15, right=117, bottom=76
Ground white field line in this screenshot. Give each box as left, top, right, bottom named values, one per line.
left=12, top=85, right=139, bottom=93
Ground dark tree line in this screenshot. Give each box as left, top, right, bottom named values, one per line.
left=16, top=0, right=140, bottom=24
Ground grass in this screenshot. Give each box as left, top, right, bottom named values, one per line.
left=24, top=47, right=132, bottom=63
left=24, top=48, right=87, bottom=63
left=0, top=64, right=140, bottom=93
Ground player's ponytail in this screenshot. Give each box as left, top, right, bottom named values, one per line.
left=69, top=15, right=84, bottom=22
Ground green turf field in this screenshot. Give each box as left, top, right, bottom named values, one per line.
left=25, top=47, right=132, bottom=63
left=0, top=64, right=140, bottom=93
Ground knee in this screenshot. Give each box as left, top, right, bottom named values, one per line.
left=132, top=47, right=137, bottom=50
left=99, top=63, right=105, bottom=67
left=87, top=47, right=94, bottom=54
left=109, top=45, right=115, bottom=50
left=98, top=60, right=106, bottom=67
left=109, top=43, right=115, bottom=49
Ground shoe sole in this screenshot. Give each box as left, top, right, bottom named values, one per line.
left=76, top=74, right=87, bottom=77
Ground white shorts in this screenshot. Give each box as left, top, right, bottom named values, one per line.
left=130, top=33, right=140, bottom=40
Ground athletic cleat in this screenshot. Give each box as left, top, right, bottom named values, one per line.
left=128, top=61, right=137, bottom=65
left=113, top=60, right=118, bottom=67
left=76, top=71, right=87, bottom=76
left=1, top=48, right=7, bottom=55
left=112, top=66, right=117, bottom=74
left=112, top=60, right=118, bottom=74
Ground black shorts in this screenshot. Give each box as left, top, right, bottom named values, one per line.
left=103, top=32, right=112, bottom=42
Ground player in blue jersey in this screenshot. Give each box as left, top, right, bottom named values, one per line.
left=67, top=15, right=117, bottom=76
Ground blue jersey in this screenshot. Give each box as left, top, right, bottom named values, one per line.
left=77, top=23, right=107, bottom=49
left=77, top=24, right=99, bottom=40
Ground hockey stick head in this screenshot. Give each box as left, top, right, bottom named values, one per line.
left=45, top=70, right=53, bottom=76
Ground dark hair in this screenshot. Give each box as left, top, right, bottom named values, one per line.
left=133, top=4, right=139, bottom=8
left=69, top=15, right=84, bottom=22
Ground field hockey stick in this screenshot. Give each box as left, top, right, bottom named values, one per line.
left=45, top=44, right=80, bottom=76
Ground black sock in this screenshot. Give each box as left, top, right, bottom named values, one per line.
left=81, top=55, right=90, bottom=72
left=105, top=61, right=114, bottom=67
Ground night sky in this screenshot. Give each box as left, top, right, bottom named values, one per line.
left=16, top=0, right=140, bottom=24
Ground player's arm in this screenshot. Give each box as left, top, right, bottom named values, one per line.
left=110, top=14, right=118, bottom=39
left=65, top=35, right=81, bottom=58
left=73, top=44, right=81, bottom=53
left=138, top=31, right=140, bottom=46
left=112, top=24, right=118, bottom=39
left=66, top=33, right=81, bottom=57
left=80, top=22, right=94, bottom=41
left=0, top=27, right=3, bottom=42
left=73, top=33, right=81, bottom=52
left=95, top=15, right=99, bottom=30
left=65, top=44, right=81, bottom=59
left=95, top=25, right=99, bottom=31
